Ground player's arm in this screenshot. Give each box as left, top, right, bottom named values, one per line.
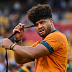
left=2, top=38, right=53, bottom=64
left=13, top=35, right=55, bottom=64
left=12, top=23, right=32, bottom=63
left=13, top=43, right=50, bottom=64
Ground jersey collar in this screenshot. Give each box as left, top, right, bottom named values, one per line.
left=51, top=29, right=57, bottom=33
left=42, top=29, right=58, bottom=40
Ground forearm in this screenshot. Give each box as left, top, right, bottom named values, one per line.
left=14, top=52, right=32, bottom=64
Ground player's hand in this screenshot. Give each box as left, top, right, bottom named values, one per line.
left=13, top=23, right=25, bottom=40
left=2, top=38, right=13, bottom=49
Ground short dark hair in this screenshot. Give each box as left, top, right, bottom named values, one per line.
left=27, top=4, right=52, bottom=24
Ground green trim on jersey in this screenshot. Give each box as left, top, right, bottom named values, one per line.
left=16, top=68, right=30, bottom=72
left=40, top=41, right=54, bottom=54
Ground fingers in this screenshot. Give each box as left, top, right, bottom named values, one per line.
left=1, top=44, right=4, bottom=48
left=1, top=38, right=13, bottom=49
left=13, top=23, right=25, bottom=33
left=1, top=38, right=6, bottom=48
left=19, top=23, right=25, bottom=30
left=13, top=29, right=20, bottom=33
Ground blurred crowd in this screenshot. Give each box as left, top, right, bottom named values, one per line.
left=0, top=0, right=72, bottom=72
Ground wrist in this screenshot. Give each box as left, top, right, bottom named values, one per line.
left=10, top=43, right=16, bottom=50
left=14, top=38, right=22, bottom=43
left=14, top=37, right=22, bottom=40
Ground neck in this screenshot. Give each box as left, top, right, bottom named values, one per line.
left=51, top=23, right=56, bottom=32
left=51, top=27, right=56, bottom=33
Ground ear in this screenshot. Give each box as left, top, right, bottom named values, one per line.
left=50, top=18, right=53, bottom=25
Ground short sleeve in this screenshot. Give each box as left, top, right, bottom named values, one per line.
left=40, top=41, right=54, bottom=54
left=40, top=32, right=62, bottom=53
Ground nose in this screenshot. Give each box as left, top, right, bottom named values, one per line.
left=38, top=23, right=42, bottom=28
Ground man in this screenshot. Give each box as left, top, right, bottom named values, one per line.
left=2, top=4, right=68, bottom=72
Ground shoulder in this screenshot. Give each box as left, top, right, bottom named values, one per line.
left=45, top=31, right=67, bottom=41
left=42, top=30, right=68, bottom=51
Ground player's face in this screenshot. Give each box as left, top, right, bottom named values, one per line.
left=35, top=19, right=52, bottom=38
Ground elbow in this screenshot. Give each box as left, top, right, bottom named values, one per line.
left=15, top=58, right=26, bottom=64
left=28, top=53, right=36, bottom=60
left=15, top=60, right=26, bottom=64
left=15, top=60, right=23, bottom=64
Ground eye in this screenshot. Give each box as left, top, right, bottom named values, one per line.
left=40, top=21, right=45, bottom=24
left=35, top=23, right=38, bottom=27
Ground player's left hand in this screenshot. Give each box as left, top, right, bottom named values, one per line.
left=2, top=38, right=13, bottom=49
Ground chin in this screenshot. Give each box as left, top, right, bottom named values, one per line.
left=37, top=32, right=48, bottom=38
left=39, top=34, right=46, bottom=38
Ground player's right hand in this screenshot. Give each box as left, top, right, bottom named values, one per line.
left=13, top=23, right=25, bottom=40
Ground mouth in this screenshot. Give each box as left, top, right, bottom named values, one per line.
left=39, top=28, right=44, bottom=34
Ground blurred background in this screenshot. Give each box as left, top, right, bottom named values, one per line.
left=0, top=0, right=72, bottom=72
